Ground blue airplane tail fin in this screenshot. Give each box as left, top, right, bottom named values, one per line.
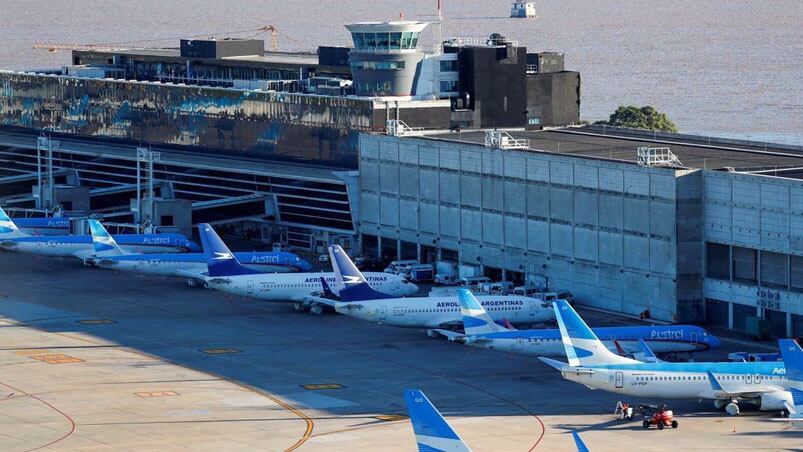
left=328, top=245, right=392, bottom=301
left=572, top=431, right=590, bottom=452
left=404, top=390, right=471, bottom=452
left=198, top=224, right=261, bottom=277
left=0, top=206, right=26, bottom=238
left=779, top=339, right=803, bottom=382
left=458, top=289, right=508, bottom=335
left=553, top=300, right=634, bottom=367
left=87, top=220, right=125, bottom=257
left=791, top=387, right=803, bottom=408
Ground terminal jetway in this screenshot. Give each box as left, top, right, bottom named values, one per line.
left=0, top=131, right=358, bottom=250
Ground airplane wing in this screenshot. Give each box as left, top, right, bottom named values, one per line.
left=432, top=330, right=466, bottom=341
left=705, top=371, right=784, bottom=398
left=175, top=268, right=208, bottom=280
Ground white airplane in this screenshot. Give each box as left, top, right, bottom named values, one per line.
left=84, top=220, right=311, bottom=283
left=198, top=223, right=417, bottom=313
left=435, top=290, right=720, bottom=358
left=327, top=245, right=554, bottom=329
left=0, top=206, right=200, bottom=258
left=540, top=300, right=793, bottom=415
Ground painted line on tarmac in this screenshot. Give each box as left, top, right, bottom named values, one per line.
left=0, top=382, right=76, bottom=451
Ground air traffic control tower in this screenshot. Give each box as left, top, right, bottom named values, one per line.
left=345, top=21, right=429, bottom=97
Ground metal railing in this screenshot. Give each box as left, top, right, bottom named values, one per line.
left=443, top=36, right=519, bottom=48
left=484, top=129, right=530, bottom=150
left=386, top=120, right=424, bottom=137
left=636, top=146, right=683, bottom=167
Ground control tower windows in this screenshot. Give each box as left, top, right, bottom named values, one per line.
left=351, top=32, right=421, bottom=51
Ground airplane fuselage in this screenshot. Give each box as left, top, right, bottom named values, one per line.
left=0, top=234, right=196, bottom=257
left=205, top=272, right=417, bottom=301
left=335, top=296, right=553, bottom=328
left=465, top=325, right=718, bottom=356
left=92, top=252, right=306, bottom=276
left=560, top=361, right=792, bottom=411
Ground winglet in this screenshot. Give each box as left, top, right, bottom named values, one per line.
left=198, top=223, right=260, bottom=277
left=706, top=371, right=724, bottom=392
left=613, top=339, right=627, bottom=357
left=637, top=338, right=663, bottom=363
left=572, top=431, right=590, bottom=452
left=0, top=206, right=25, bottom=238
left=320, top=276, right=336, bottom=298
left=404, top=390, right=471, bottom=452
left=458, top=289, right=509, bottom=335
left=87, top=220, right=125, bottom=257
left=328, top=245, right=392, bottom=301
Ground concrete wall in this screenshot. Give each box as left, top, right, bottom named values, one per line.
left=360, top=134, right=681, bottom=321
left=702, top=170, right=803, bottom=335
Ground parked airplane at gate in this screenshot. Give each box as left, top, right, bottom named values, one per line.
left=327, top=245, right=553, bottom=328
left=198, top=224, right=416, bottom=311
left=0, top=206, right=200, bottom=258
left=540, top=300, right=792, bottom=415
left=85, top=220, right=311, bottom=280
left=13, top=216, right=71, bottom=235
left=435, top=290, right=720, bottom=357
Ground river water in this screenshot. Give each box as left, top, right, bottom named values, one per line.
left=1, top=0, right=801, bottom=144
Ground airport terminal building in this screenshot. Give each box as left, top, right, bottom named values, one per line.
left=358, top=127, right=803, bottom=337
left=0, top=21, right=802, bottom=338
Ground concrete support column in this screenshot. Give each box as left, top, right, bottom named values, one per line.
left=728, top=301, right=734, bottom=330
left=397, top=239, right=402, bottom=261
left=377, top=235, right=383, bottom=259
left=417, top=243, right=422, bottom=262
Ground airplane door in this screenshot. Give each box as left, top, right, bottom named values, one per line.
left=745, top=374, right=753, bottom=384
left=615, top=371, right=624, bottom=389
left=379, top=306, right=387, bottom=321
left=246, top=280, right=255, bottom=295
left=529, top=300, right=536, bottom=317
left=754, top=374, right=762, bottom=385
left=691, top=331, right=697, bottom=345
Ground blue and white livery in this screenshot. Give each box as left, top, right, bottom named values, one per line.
left=436, top=290, right=720, bottom=358
left=328, top=247, right=553, bottom=329
left=540, top=300, right=793, bottom=415
left=404, top=390, right=471, bottom=452
left=0, top=207, right=200, bottom=258
left=777, top=339, right=803, bottom=428
left=85, top=220, right=311, bottom=280
left=13, top=217, right=71, bottom=236
left=197, top=224, right=416, bottom=312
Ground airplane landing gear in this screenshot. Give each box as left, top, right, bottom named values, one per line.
left=310, top=304, right=324, bottom=316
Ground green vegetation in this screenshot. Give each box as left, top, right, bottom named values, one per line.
left=596, top=105, right=679, bottom=133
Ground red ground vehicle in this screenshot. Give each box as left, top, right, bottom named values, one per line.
left=641, top=404, right=678, bottom=430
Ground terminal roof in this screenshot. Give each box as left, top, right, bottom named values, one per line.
left=424, top=126, right=803, bottom=174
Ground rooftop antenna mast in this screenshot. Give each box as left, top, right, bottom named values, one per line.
left=437, top=0, right=444, bottom=51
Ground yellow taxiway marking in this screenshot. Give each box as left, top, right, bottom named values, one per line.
left=135, top=391, right=180, bottom=398
left=301, top=383, right=344, bottom=390
left=30, top=354, right=84, bottom=364
left=201, top=348, right=241, bottom=355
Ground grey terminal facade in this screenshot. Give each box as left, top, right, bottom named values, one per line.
left=358, top=127, right=803, bottom=337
